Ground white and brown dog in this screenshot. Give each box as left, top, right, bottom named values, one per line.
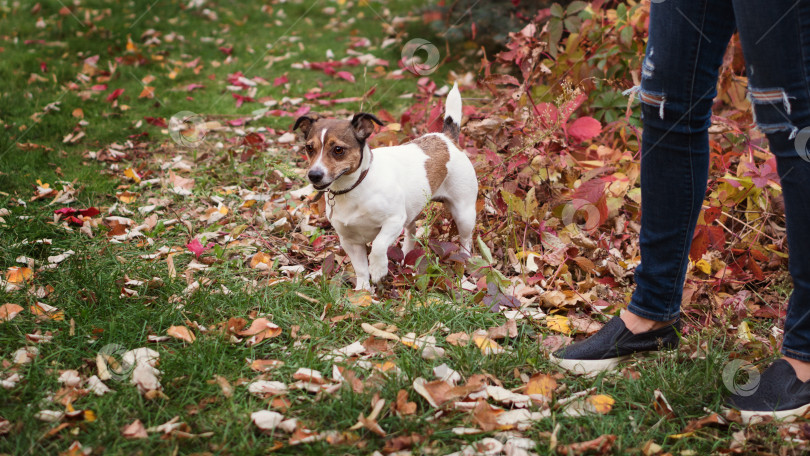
left=294, top=83, right=478, bottom=291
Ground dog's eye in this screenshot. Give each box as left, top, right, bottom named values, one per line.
left=333, top=146, right=344, bottom=156
left=305, top=144, right=314, bottom=154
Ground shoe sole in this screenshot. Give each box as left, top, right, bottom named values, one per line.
left=549, top=354, right=631, bottom=375
left=725, top=403, right=810, bottom=424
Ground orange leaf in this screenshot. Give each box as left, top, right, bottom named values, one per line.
left=250, top=252, right=271, bottom=268
left=6, top=267, right=33, bottom=284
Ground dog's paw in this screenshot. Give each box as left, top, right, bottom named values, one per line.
left=369, top=255, right=389, bottom=284
left=354, top=280, right=373, bottom=292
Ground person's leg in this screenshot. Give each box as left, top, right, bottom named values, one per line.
left=625, top=0, right=736, bottom=331
left=550, top=0, right=736, bottom=374
left=724, top=0, right=810, bottom=422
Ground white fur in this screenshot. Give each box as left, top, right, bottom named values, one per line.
left=444, top=82, right=462, bottom=125
left=321, top=89, right=477, bottom=291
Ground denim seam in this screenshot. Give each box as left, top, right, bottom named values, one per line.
left=782, top=347, right=810, bottom=363
left=668, top=0, right=710, bottom=320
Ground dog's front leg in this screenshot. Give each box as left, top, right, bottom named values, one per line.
left=342, top=241, right=371, bottom=291
left=369, top=214, right=407, bottom=285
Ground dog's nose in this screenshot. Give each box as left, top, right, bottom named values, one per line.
left=308, top=169, right=324, bottom=184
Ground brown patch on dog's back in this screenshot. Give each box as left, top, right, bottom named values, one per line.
left=410, top=135, right=450, bottom=192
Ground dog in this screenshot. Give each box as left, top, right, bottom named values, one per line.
left=293, top=83, right=478, bottom=291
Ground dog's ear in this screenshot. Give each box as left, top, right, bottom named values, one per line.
left=351, top=113, right=384, bottom=142
left=293, top=114, right=319, bottom=137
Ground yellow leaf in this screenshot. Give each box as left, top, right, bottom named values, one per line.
left=116, top=191, right=139, bottom=203
left=695, top=259, right=712, bottom=275
left=72, top=108, right=84, bottom=118
left=123, top=167, right=141, bottom=183
left=546, top=315, right=571, bottom=334
left=348, top=290, right=374, bottom=307
left=83, top=410, right=96, bottom=422
left=472, top=334, right=504, bottom=355
left=167, top=325, right=196, bottom=343
left=737, top=321, right=754, bottom=342
left=526, top=373, right=557, bottom=398
left=587, top=394, right=615, bottom=414
left=667, top=431, right=694, bottom=440
left=373, top=361, right=397, bottom=372
left=386, top=122, right=401, bottom=132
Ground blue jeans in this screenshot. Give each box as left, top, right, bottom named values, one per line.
left=627, top=0, right=810, bottom=361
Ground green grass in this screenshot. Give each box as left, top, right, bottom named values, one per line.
left=0, top=0, right=799, bottom=455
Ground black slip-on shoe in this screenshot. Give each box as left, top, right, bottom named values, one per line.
left=549, top=316, right=680, bottom=375
left=725, top=359, right=810, bottom=424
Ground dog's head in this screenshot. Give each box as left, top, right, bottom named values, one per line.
left=293, top=113, right=383, bottom=190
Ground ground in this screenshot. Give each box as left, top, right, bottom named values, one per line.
left=0, top=1, right=805, bottom=455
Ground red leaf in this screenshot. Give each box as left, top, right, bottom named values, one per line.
left=335, top=71, right=355, bottom=83
left=106, top=88, right=124, bottom=102
left=186, top=239, right=214, bottom=258
left=78, top=207, right=100, bottom=217
left=273, top=75, right=288, bottom=86
left=567, top=116, right=602, bottom=142
left=144, top=116, right=168, bottom=128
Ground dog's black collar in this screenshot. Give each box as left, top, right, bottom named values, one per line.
left=314, top=148, right=374, bottom=201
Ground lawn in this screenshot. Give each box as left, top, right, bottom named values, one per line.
left=0, top=0, right=802, bottom=455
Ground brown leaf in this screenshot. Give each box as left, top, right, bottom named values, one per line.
left=393, top=389, right=417, bottom=416
left=213, top=375, right=233, bottom=397
left=122, top=419, right=148, bottom=439
left=487, top=319, right=518, bottom=339
left=226, top=317, right=247, bottom=333
left=382, top=433, right=423, bottom=453
left=682, top=412, right=728, bottom=433
left=472, top=400, right=505, bottom=432
left=167, top=325, right=195, bottom=343
left=556, top=434, right=617, bottom=455
left=0, top=303, right=24, bottom=322
left=249, top=359, right=284, bottom=372
left=446, top=331, right=470, bottom=346
left=652, top=389, right=675, bottom=419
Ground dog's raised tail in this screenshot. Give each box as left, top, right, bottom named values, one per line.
left=443, top=82, right=462, bottom=142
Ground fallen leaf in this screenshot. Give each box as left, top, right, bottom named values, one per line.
left=122, top=419, right=148, bottom=439
left=546, top=315, right=571, bottom=334
left=167, top=325, right=195, bottom=343
left=0, top=303, right=24, bottom=322
left=557, top=434, right=616, bottom=455
left=526, top=373, right=557, bottom=399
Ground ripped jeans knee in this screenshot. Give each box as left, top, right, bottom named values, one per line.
left=748, top=86, right=799, bottom=139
